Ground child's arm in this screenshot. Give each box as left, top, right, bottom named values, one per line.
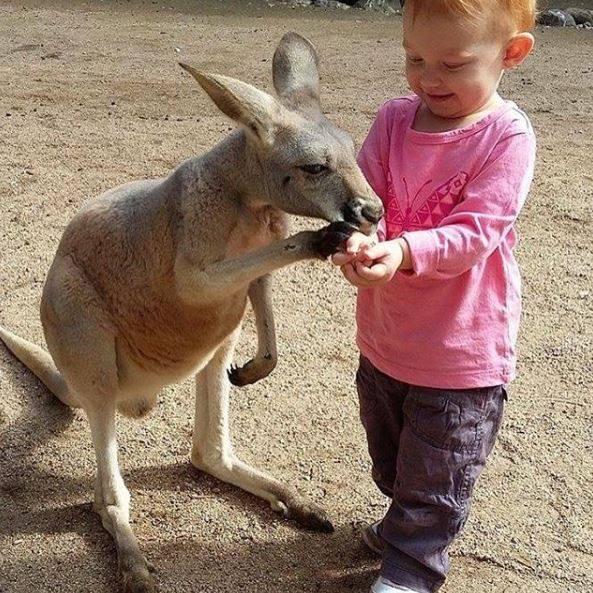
left=402, top=130, right=535, bottom=280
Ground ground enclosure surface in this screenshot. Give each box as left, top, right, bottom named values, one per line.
left=0, top=1, right=592, bottom=592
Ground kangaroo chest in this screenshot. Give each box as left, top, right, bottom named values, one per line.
left=225, top=204, right=287, bottom=257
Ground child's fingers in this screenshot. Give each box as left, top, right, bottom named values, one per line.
left=331, top=252, right=355, bottom=266
left=345, top=232, right=370, bottom=254
left=359, top=241, right=391, bottom=261
left=342, top=262, right=371, bottom=287
left=355, top=260, right=389, bottom=282
left=357, top=254, right=374, bottom=267
left=341, top=262, right=358, bottom=284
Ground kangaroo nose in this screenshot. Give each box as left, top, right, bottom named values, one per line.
left=342, top=199, right=383, bottom=226
left=361, top=203, right=383, bottom=225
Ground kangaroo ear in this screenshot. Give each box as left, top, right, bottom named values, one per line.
left=179, top=63, right=284, bottom=146
left=272, top=32, right=320, bottom=113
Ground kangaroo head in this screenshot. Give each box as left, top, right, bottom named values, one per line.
left=179, top=33, right=383, bottom=234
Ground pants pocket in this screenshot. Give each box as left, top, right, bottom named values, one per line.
left=403, top=387, right=489, bottom=453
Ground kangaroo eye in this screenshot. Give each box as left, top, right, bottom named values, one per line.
left=300, top=164, right=328, bottom=175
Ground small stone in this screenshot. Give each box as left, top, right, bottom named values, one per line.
left=537, top=9, right=576, bottom=27
left=565, top=8, right=593, bottom=26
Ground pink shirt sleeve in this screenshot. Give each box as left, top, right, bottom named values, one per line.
left=403, top=129, right=536, bottom=280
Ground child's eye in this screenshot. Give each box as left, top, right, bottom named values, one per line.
left=444, top=63, right=466, bottom=71
left=406, top=56, right=423, bottom=64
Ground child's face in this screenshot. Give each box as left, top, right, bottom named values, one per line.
left=403, top=10, right=510, bottom=119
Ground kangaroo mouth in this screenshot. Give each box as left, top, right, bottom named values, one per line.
left=352, top=219, right=376, bottom=235
left=340, top=201, right=383, bottom=235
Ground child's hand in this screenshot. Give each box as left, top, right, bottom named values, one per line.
left=342, top=239, right=406, bottom=288
left=330, top=231, right=377, bottom=266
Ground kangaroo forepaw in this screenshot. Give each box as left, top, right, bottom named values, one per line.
left=313, top=221, right=358, bottom=259
left=227, top=356, right=276, bottom=387
left=227, top=363, right=243, bottom=386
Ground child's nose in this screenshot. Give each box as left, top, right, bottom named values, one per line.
left=420, top=68, right=442, bottom=89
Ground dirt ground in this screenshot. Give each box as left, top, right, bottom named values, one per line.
left=0, top=1, right=591, bottom=592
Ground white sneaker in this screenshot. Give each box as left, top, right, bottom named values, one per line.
left=370, top=576, right=419, bottom=593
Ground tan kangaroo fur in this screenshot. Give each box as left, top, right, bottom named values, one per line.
left=0, top=33, right=382, bottom=593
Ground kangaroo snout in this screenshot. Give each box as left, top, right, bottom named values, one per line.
left=341, top=197, right=384, bottom=235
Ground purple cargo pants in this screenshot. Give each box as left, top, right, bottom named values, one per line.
left=356, top=356, right=506, bottom=593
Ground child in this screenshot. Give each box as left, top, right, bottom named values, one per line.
left=332, top=2, right=536, bottom=592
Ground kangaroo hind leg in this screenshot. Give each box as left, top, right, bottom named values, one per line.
left=191, top=327, right=333, bottom=532
left=58, top=319, right=155, bottom=593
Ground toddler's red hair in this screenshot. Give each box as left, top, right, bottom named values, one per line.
left=405, top=0, right=536, bottom=32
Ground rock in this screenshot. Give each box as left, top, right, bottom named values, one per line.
left=537, top=9, right=576, bottom=27
left=354, top=0, right=398, bottom=12
left=312, top=0, right=350, bottom=8
left=565, top=8, right=593, bottom=26
left=292, top=0, right=400, bottom=9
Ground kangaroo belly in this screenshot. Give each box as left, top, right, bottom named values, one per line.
left=43, top=253, right=247, bottom=396
left=112, top=290, right=247, bottom=379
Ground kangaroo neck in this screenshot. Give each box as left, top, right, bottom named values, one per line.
left=200, top=129, right=270, bottom=207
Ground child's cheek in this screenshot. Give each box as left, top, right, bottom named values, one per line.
left=405, top=67, right=420, bottom=92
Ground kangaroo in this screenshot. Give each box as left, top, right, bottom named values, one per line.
left=0, top=33, right=383, bottom=592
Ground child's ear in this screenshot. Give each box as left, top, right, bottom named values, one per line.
left=503, top=33, right=535, bottom=69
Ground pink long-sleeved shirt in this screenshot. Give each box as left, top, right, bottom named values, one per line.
left=356, top=95, right=536, bottom=389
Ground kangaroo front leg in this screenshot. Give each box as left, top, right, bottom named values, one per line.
left=86, top=400, right=155, bottom=593
left=228, top=275, right=277, bottom=386
left=191, top=329, right=333, bottom=532
left=175, top=222, right=355, bottom=305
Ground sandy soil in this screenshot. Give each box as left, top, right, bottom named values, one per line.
left=0, top=1, right=591, bottom=592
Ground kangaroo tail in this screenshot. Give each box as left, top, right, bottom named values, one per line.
left=0, top=325, right=79, bottom=408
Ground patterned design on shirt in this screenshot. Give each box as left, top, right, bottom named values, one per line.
left=384, top=170, right=469, bottom=239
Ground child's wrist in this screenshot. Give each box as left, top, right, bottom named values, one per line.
left=395, top=237, right=412, bottom=270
